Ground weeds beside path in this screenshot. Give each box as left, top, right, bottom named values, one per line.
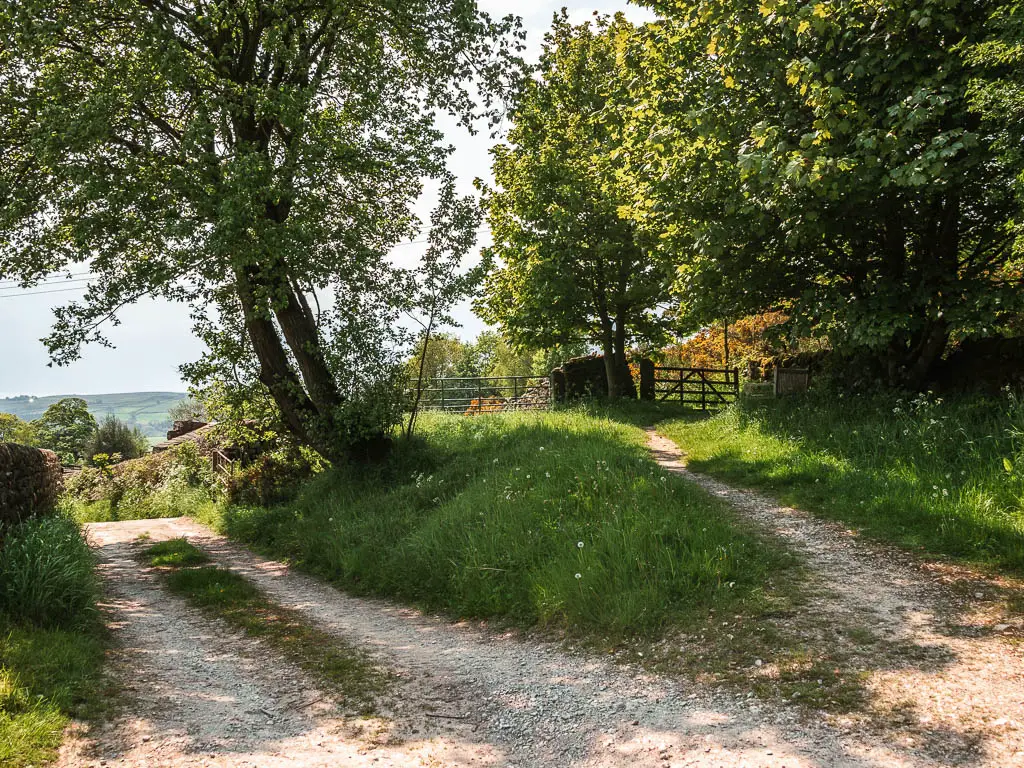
left=648, top=428, right=1024, bottom=767
left=71, top=516, right=978, bottom=768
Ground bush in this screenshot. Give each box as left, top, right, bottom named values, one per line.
left=85, top=415, right=149, bottom=463
left=63, top=441, right=220, bottom=522
left=225, top=447, right=325, bottom=506
left=0, top=516, right=98, bottom=629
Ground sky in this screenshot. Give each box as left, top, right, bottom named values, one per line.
left=0, top=1, right=656, bottom=398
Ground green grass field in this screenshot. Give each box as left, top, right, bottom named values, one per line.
left=657, top=391, right=1024, bottom=575
left=196, top=408, right=799, bottom=640
left=0, top=391, right=187, bottom=439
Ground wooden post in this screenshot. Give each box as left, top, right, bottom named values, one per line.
left=679, top=368, right=684, bottom=404
left=700, top=370, right=707, bottom=410
left=723, top=319, right=730, bottom=370
left=639, top=359, right=655, bottom=400
left=733, top=367, right=739, bottom=400
left=441, top=378, right=446, bottom=411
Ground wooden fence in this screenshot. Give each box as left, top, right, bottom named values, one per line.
left=409, top=375, right=551, bottom=414
left=653, top=366, right=740, bottom=409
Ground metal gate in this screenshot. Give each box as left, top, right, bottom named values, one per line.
left=409, top=375, right=551, bottom=414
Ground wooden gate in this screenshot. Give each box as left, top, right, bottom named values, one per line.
left=653, top=366, right=739, bottom=409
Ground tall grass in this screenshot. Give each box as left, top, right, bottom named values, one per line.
left=0, top=516, right=106, bottom=767
left=198, top=409, right=797, bottom=638
left=0, top=517, right=99, bottom=628
left=658, top=391, right=1024, bottom=573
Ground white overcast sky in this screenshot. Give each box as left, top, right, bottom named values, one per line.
left=0, top=2, right=656, bottom=397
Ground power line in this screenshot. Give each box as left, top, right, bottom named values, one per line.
left=0, top=285, right=92, bottom=299
left=0, top=277, right=94, bottom=292
left=0, top=273, right=94, bottom=288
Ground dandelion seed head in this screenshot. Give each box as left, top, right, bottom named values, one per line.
left=577, top=541, right=584, bottom=548
left=575, top=573, right=582, bottom=579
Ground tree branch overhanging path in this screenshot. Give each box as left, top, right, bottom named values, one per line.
left=0, top=1, right=526, bottom=461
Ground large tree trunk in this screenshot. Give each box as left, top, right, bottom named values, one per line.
left=233, top=265, right=348, bottom=463
left=600, top=325, right=620, bottom=399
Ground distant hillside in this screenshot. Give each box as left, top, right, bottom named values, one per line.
left=0, top=392, right=187, bottom=440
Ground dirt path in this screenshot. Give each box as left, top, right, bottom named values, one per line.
left=65, top=515, right=979, bottom=768
left=647, top=428, right=1024, bottom=767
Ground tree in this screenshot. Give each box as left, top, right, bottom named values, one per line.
left=477, top=12, right=672, bottom=398
left=168, top=398, right=207, bottom=424
left=0, top=1, right=524, bottom=461
left=86, top=415, right=150, bottom=463
left=625, top=0, right=1024, bottom=387
left=33, top=398, right=97, bottom=463
left=404, top=333, right=472, bottom=384
left=469, top=331, right=536, bottom=379
left=0, top=413, right=36, bottom=446
left=402, top=180, right=486, bottom=437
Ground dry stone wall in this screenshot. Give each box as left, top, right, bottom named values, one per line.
left=0, top=443, right=63, bottom=528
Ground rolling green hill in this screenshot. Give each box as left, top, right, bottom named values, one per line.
left=0, top=392, right=187, bottom=440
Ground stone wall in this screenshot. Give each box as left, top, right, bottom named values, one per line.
left=0, top=443, right=63, bottom=528
left=551, top=354, right=637, bottom=401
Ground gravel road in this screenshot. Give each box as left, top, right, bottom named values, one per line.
left=57, top=431, right=1024, bottom=767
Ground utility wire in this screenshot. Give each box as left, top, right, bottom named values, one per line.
left=0, top=285, right=93, bottom=299
left=0, top=272, right=93, bottom=287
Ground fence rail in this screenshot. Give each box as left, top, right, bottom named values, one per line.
left=653, top=366, right=739, bottom=409
left=409, top=375, right=551, bottom=414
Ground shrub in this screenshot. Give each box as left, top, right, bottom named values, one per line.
left=86, top=416, right=148, bottom=463
left=0, top=516, right=98, bottom=628
left=63, top=441, right=220, bottom=522
left=225, top=447, right=325, bottom=507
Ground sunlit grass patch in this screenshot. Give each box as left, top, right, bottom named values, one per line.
left=0, top=616, right=107, bottom=767
left=141, top=538, right=210, bottom=567
left=198, top=408, right=799, bottom=641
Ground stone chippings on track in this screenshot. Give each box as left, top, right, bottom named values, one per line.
left=68, top=514, right=1004, bottom=767
left=646, top=428, right=1024, bottom=768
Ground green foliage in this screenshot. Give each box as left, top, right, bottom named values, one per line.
left=0, top=414, right=36, bottom=446
left=404, top=330, right=540, bottom=382
left=31, top=398, right=96, bottom=463
left=200, top=410, right=795, bottom=638
left=659, top=391, right=1024, bottom=573
left=0, top=516, right=99, bottom=629
left=0, top=618, right=106, bottom=768
left=622, top=0, right=1024, bottom=386
left=141, top=538, right=210, bottom=568
left=0, top=515, right=105, bottom=767
left=167, top=398, right=207, bottom=424
left=86, top=415, right=149, bottom=464
left=63, top=442, right=219, bottom=523
left=478, top=12, right=671, bottom=397
left=225, top=447, right=325, bottom=507
left=0, top=2, right=524, bottom=461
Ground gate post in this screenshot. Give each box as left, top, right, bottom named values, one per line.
left=639, top=359, right=655, bottom=401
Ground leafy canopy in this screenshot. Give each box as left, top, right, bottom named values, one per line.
left=0, top=1, right=524, bottom=459
left=625, top=0, right=1024, bottom=384
left=477, top=12, right=672, bottom=395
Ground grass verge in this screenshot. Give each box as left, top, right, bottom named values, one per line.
left=142, top=540, right=390, bottom=715
left=656, top=391, right=1024, bottom=575
left=0, top=618, right=109, bottom=768
left=0, top=516, right=109, bottom=768
left=194, top=409, right=799, bottom=640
